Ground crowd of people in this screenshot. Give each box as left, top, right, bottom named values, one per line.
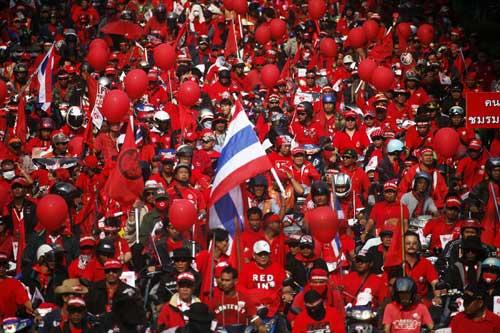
left=0, top=0, right=499, bottom=333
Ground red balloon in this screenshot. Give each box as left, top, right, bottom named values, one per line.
left=246, top=69, right=261, bottom=89
left=0, top=80, right=7, bottom=103
left=255, top=25, right=271, bottom=45
left=397, top=22, right=412, bottom=40
left=319, top=38, right=337, bottom=58
left=169, top=199, right=197, bottom=232
left=102, top=90, right=130, bottom=123
left=270, top=19, right=287, bottom=41
left=417, top=24, right=434, bottom=45
left=260, top=64, right=280, bottom=88
left=223, top=0, right=233, bottom=10
left=434, top=128, right=460, bottom=158
left=307, top=206, right=338, bottom=243
left=153, top=43, right=177, bottom=71
left=348, top=27, right=367, bottom=48
left=232, top=0, right=247, bottom=15
left=124, top=69, right=148, bottom=99
left=363, top=19, right=380, bottom=41
left=177, top=81, right=201, bottom=107
left=358, top=58, right=378, bottom=82
left=36, top=194, right=69, bottom=232
left=308, top=0, right=326, bottom=20
left=87, top=47, right=109, bottom=71
left=89, top=39, right=109, bottom=53
left=371, top=66, right=395, bottom=91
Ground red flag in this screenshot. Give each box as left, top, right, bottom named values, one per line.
left=384, top=225, right=403, bottom=268
left=225, top=21, right=238, bottom=57
left=83, top=115, right=94, bottom=151
left=103, top=119, right=144, bottom=206
left=87, top=76, right=98, bottom=110
left=174, top=21, right=188, bottom=49
left=15, top=96, right=27, bottom=143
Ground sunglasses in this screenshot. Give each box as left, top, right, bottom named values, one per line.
left=342, top=155, right=354, bottom=159
left=297, top=112, right=307, bottom=116
left=345, top=118, right=356, bottom=122
left=68, top=307, right=85, bottom=313
left=144, top=191, right=156, bottom=196
left=104, top=269, right=120, bottom=274
left=55, top=142, right=68, bottom=145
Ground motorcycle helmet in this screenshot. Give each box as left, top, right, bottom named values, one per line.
left=297, top=101, right=314, bottom=117
left=481, top=257, right=500, bottom=273
left=153, top=110, right=170, bottom=122
left=96, top=239, right=115, bottom=257
left=199, top=108, right=214, bottom=122
left=98, top=76, right=111, bottom=88
left=486, top=157, right=500, bottom=178
left=40, top=117, right=55, bottom=130
left=322, top=93, right=336, bottom=104
left=311, top=181, right=330, bottom=197
left=36, top=244, right=55, bottom=262
left=176, top=144, right=193, bottom=157
left=333, top=173, right=351, bottom=198
left=387, top=139, right=404, bottom=153
left=50, top=182, right=79, bottom=206
left=393, top=277, right=417, bottom=306
left=449, top=106, right=465, bottom=117
left=413, top=171, right=432, bottom=189
left=66, top=106, right=84, bottom=130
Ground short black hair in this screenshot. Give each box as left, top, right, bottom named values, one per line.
left=247, top=207, right=263, bottom=218
left=210, top=228, right=229, bottom=242
left=221, top=266, right=238, bottom=279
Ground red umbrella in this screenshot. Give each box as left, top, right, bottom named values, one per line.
left=101, top=20, right=144, bottom=40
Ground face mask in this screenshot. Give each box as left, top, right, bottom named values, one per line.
left=306, top=303, right=325, bottom=321
left=3, top=171, right=15, bottom=180
left=310, top=284, right=327, bottom=295
left=483, top=272, right=498, bottom=284
left=203, top=121, right=213, bottom=129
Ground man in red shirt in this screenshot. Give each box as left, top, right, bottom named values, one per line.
left=289, top=146, right=321, bottom=187
left=290, top=102, right=326, bottom=145
left=450, top=284, right=500, bottom=333
left=423, top=196, right=462, bottom=254
left=339, top=148, right=371, bottom=202
left=292, top=290, right=345, bottom=333
left=236, top=207, right=265, bottom=264
left=367, top=180, right=410, bottom=237
left=456, top=139, right=489, bottom=190
left=0, top=252, right=33, bottom=320
left=333, top=111, right=370, bottom=156
left=238, top=240, right=286, bottom=318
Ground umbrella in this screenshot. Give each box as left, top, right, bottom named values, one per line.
left=101, top=20, right=144, bottom=40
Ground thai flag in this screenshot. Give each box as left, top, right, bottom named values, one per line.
left=209, top=100, right=272, bottom=236
left=37, top=45, right=55, bottom=111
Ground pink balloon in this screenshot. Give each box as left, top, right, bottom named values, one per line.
left=371, top=66, right=395, bottom=91
left=124, top=69, right=148, bottom=99
left=260, top=64, right=280, bottom=88
left=363, top=19, right=380, bottom=41
left=153, top=43, right=177, bottom=71
left=319, top=38, right=337, bottom=58
left=348, top=27, right=367, bottom=48
left=270, top=19, right=287, bottom=40
left=102, top=90, right=130, bottom=123
left=178, top=81, right=201, bottom=107
left=358, top=58, right=378, bottom=82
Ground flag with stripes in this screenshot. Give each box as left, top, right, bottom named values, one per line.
left=209, top=99, right=272, bottom=235
left=37, top=45, right=55, bottom=111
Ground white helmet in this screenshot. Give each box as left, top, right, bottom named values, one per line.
left=117, top=134, right=125, bottom=148
left=199, top=108, right=214, bottom=122
left=98, top=76, right=111, bottom=88
left=153, top=110, right=170, bottom=122
left=36, top=244, right=54, bottom=261
left=333, top=173, right=352, bottom=198
left=66, top=106, right=84, bottom=130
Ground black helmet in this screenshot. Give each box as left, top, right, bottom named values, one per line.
left=414, top=171, right=432, bottom=185
left=176, top=144, right=193, bottom=157
left=50, top=182, right=79, bottom=206
left=96, top=239, right=115, bottom=256
left=393, top=277, right=417, bottom=305
left=486, top=157, right=500, bottom=177
left=449, top=106, right=465, bottom=117
left=249, top=175, right=268, bottom=188
left=218, top=69, right=231, bottom=80
left=311, top=181, right=330, bottom=197
left=297, top=101, right=313, bottom=117
left=66, top=106, right=84, bottom=130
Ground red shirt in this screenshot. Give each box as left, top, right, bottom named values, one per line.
left=456, top=153, right=488, bottom=190
left=404, top=258, right=439, bottom=300
left=290, top=162, right=321, bottom=186
left=450, top=310, right=500, bottom=333
left=369, top=201, right=410, bottom=231
left=292, top=306, right=346, bottom=333
left=338, top=272, right=388, bottom=307
left=157, top=304, right=185, bottom=329
left=333, top=130, right=370, bottom=156
left=383, top=302, right=433, bottom=333
left=291, top=120, right=327, bottom=145
left=0, top=278, right=29, bottom=320
left=422, top=216, right=461, bottom=250
left=209, top=290, right=254, bottom=327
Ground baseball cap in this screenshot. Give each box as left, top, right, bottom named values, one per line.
left=383, top=180, right=398, bottom=192
left=79, top=236, right=96, bottom=248
left=177, top=272, right=196, bottom=283
left=104, top=259, right=122, bottom=270
left=343, top=148, right=358, bottom=158
left=0, top=252, right=8, bottom=262
left=445, top=197, right=461, bottom=208
left=355, top=250, right=373, bottom=262
left=309, top=268, right=328, bottom=282
left=11, top=177, right=28, bottom=188
left=291, top=146, right=305, bottom=155
left=253, top=240, right=271, bottom=254
left=468, top=139, right=482, bottom=151
left=299, top=235, right=314, bottom=248
left=144, top=180, right=160, bottom=190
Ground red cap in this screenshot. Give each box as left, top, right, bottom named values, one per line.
left=420, top=147, right=434, bottom=155
left=365, top=110, right=376, bottom=118
left=0, top=252, right=8, bottom=262
left=84, top=155, right=98, bottom=168
left=184, top=131, right=198, bottom=142
left=214, top=262, right=230, bottom=278
left=460, top=219, right=483, bottom=230
left=11, top=177, right=27, bottom=188
left=264, top=214, right=281, bottom=225
left=370, top=128, right=384, bottom=139
left=344, top=110, right=357, bottom=119
left=445, top=197, right=461, bottom=208
left=468, top=139, right=482, bottom=150
left=177, top=272, right=195, bottom=283
left=104, top=66, right=117, bottom=75
left=79, top=236, right=96, bottom=247
left=104, top=259, right=122, bottom=270
left=291, top=146, right=305, bottom=155
left=383, top=180, right=398, bottom=192
left=275, top=135, right=291, bottom=147
left=310, top=268, right=328, bottom=281
left=254, top=56, right=266, bottom=65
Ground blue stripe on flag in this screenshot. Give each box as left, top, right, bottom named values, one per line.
left=215, top=125, right=258, bottom=172
left=40, top=56, right=49, bottom=73
left=213, top=192, right=241, bottom=236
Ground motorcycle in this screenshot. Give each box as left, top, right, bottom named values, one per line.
left=408, top=215, right=433, bottom=250
left=429, top=284, right=463, bottom=330
left=303, top=144, right=323, bottom=172
left=2, top=317, right=32, bottom=333
left=345, top=290, right=378, bottom=333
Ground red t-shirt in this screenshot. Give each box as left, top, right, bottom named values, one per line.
left=338, top=272, right=388, bottom=307
left=292, top=306, right=346, bottom=333
left=422, top=216, right=461, bottom=250
left=404, top=258, right=439, bottom=300
left=383, top=302, right=433, bottom=333
left=369, top=201, right=410, bottom=231
left=450, top=310, right=500, bottom=333
left=208, top=290, right=254, bottom=327
left=0, top=278, right=29, bottom=320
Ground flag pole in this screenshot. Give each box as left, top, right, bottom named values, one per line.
left=134, top=207, right=140, bottom=244
left=209, top=232, right=216, bottom=298
left=270, top=167, right=287, bottom=198
left=234, top=216, right=242, bottom=272
left=400, top=200, right=406, bottom=277
left=232, top=17, right=240, bottom=60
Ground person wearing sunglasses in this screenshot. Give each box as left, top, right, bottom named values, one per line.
left=290, top=101, right=326, bottom=145
left=286, top=235, right=327, bottom=288
left=333, top=110, right=369, bottom=157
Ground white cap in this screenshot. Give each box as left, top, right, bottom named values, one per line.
left=343, top=55, right=354, bottom=64
left=253, top=240, right=271, bottom=254
left=144, top=180, right=160, bottom=190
